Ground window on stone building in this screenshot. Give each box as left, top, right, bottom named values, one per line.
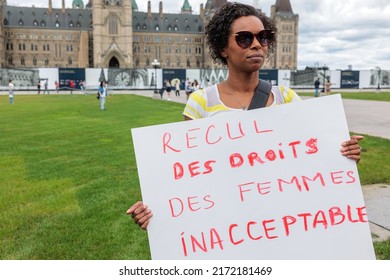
left=135, top=59, right=139, bottom=67
left=33, top=20, right=38, bottom=26
left=55, top=21, right=60, bottom=28
left=45, top=58, right=49, bottom=66
left=68, top=57, right=73, bottom=65
left=196, top=59, right=200, bottom=67
left=187, top=59, right=191, bottom=67
left=186, top=25, right=190, bottom=31
left=69, top=21, right=74, bottom=27
left=109, top=14, right=118, bottom=35
left=41, top=20, right=46, bottom=27
left=33, top=56, right=37, bottom=66
left=8, top=57, right=13, bottom=65
left=21, top=56, right=25, bottom=65
left=145, top=58, right=149, bottom=66
left=155, top=25, right=160, bottom=31
left=19, top=20, right=24, bottom=26
left=174, top=25, right=178, bottom=31
left=4, top=19, right=8, bottom=25
left=176, top=59, right=180, bottom=67
left=167, top=25, right=172, bottom=31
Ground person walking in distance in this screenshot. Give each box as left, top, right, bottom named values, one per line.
left=325, top=79, right=332, bottom=95
left=98, top=81, right=108, bottom=111
left=9, top=79, right=15, bottom=104
left=314, top=78, right=320, bottom=97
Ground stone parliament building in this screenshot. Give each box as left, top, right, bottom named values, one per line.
left=0, top=0, right=299, bottom=71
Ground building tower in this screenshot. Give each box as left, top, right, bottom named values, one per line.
left=92, top=0, right=133, bottom=68
left=271, top=0, right=299, bottom=69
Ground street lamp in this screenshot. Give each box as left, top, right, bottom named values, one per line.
left=321, top=65, right=327, bottom=92
left=151, top=59, right=160, bottom=93
left=376, top=66, right=381, bottom=91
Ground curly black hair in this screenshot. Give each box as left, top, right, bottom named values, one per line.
left=205, top=2, right=277, bottom=66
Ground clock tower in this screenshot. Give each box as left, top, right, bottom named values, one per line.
left=92, top=0, right=133, bottom=68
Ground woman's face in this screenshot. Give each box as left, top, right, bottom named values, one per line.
left=222, top=16, right=268, bottom=73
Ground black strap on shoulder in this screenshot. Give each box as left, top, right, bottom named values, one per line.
left=247, top=79, right=272, bottom=110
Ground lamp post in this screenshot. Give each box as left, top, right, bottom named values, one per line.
left=151, top=59, right=160, bottom=93
left=377, top=66, right=381, bottom=91
left=321, top=65, right=327, bottom=92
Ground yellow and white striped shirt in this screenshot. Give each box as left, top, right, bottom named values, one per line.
left=183, top=84, right=301, bottom=120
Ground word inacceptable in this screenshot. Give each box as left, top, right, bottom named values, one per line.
left=179, top=203, right=367, bottom=257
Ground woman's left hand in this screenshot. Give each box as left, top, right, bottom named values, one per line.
left=341, top=135, right=364, bottom=163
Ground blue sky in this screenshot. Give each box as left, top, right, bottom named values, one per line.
left=8, top=0, right=390, bottom=70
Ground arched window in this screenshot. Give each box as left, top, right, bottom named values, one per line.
left=55, top=21, right=60, bottom=28
left=69, top=21, right=74, bottom=27
left=33, top=20, right=38, bottom=26
left=21, top=56, right=25, bottom=65
left=19, top=20, right=24, bottom=26
left=68, top=57, right=73, bottom=65
left=155, top=25, right=160, bottom=31
left=45, top=58, right=49, bottom=66
left=33, top=56, right=37, bottom=66
left=41, top=20, right=46, bottom=27
left=187, top=59, right=190, bottom=67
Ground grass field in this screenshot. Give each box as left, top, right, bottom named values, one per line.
left=0, top=93, right=389, bottom=260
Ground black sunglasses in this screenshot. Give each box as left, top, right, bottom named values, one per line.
left=234, top=30, right=275, bottom=49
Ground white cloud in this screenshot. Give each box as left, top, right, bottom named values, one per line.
left=7, top=0, right=390, bottom=70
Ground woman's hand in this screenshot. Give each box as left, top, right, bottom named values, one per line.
left=341, top=135, right=364, bottom=163
left=126, top=201, right=152, bottom=230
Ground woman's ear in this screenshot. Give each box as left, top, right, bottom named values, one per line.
left=221, top=49, right=227, bottom=58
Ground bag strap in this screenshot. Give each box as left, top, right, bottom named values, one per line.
left=248, top=79, right=272, bottom=110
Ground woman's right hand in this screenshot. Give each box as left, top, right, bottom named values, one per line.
left=126, top=201, right=152, bottom=230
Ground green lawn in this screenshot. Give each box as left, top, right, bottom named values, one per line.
left=297, top=90, right=390, bottom=101
left=0, top=93, right=389, bottom=259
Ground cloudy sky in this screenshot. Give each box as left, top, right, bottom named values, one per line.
left=8, top=0, right=390, bottom=70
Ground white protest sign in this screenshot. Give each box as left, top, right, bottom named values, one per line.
left=131, top=94, right=375, bottom=260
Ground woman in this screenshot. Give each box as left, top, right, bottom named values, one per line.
left=325, top=79, right=332, bottom=95
left=127, top=2, right=363, bottom=229
left=98, top=81, right=108, bottom=111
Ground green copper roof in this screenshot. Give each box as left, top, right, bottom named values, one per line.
left=132, top=0, right=138, bottom=11
left=72, top=0, right=84, bottom=9
left=182, top=0, right=192, bottom=11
